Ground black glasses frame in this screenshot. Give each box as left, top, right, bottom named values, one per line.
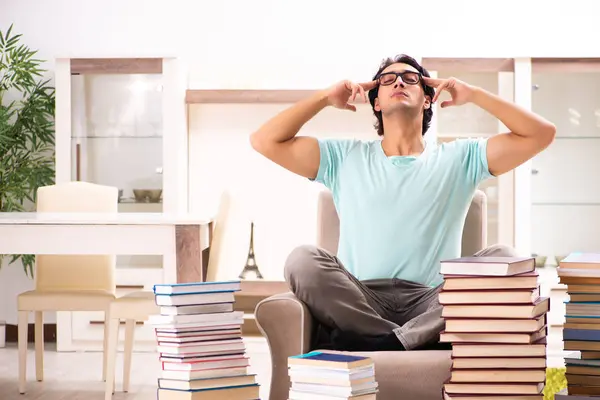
left=377, top=70, right=422, bottom=86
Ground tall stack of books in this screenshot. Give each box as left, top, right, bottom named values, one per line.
left=557, top=252, right=600, bottom=397
left=149, top=280, right=260, bottom=400
left=438, top=256, right=550, bottom=400
left=287, top=351, right=378, bottom=400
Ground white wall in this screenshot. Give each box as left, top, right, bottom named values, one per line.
left=2, top=0, right=600, bottom=323
left=188, top=104, right=376, bottom=280
left=2, top=0, right=600, bottom=81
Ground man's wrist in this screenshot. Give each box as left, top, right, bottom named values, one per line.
left=312, top=89, right=331, bottom=108
left=467, top=85, right=486, bottom=105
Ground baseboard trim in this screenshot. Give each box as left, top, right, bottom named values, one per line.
left=6, top=323, right=57, bottom=343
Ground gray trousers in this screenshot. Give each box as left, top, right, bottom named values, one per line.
left=284, top=244, right=518, bottom=351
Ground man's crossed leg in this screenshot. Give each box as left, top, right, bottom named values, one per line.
left=284, top=244, right=518, bottom=351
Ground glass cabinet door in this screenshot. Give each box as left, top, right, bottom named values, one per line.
left=530, top=59, right=600, bottom=267
left=71, top=73, right=163, bottom=207
left=423, top=58, right=515, bottom=248
left=70, top=68, right=164, bottom=269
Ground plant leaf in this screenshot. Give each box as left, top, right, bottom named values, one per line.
left=0, top=24, right=55, bottom=279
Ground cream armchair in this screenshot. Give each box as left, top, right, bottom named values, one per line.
left=17, top=181, right=119, bottom=394
left=255, top=189, right=488, bottom=400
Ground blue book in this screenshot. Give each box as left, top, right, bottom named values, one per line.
left=288, top=351, right=373, bottom=369
left=156, top=383, right=259, bottom=399
left=563, top=328, right=600, bottom=341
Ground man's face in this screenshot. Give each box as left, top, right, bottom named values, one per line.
left=374, top=62, right=431, bottom=116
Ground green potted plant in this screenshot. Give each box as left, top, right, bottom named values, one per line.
left=0, top=24, right=55, bottom=277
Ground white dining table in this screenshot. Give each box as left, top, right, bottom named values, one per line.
left=0, top=212, right=214, bottom=283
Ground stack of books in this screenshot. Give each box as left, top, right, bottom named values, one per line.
left=438, top=256, right=550, bottom=399
left=557, top=252, right=600, bottom=397
left=149, top=280, right=260, bottom=400
left=287, top=351, right=378, bottom=399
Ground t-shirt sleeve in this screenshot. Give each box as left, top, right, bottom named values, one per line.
left=313, top=138, right=358, bottom=190
left=458, top=137, right=493, bottom=187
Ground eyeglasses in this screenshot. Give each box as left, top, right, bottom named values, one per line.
left=377, top=71, right=421, bottom=86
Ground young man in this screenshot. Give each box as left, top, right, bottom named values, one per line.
left=250, top=54, right=556, bottom=352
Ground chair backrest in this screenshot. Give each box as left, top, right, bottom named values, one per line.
left=35, top=181, right=118, bottom=293
left=316, top=189, right=487, bottom=257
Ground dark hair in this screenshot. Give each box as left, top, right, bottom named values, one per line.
left=368, top=54, right=435, bottom=137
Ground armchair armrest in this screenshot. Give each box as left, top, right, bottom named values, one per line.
left=255, top=292, right=314, bottom=400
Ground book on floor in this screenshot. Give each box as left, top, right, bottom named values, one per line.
left=156, top=383, right=259, bottom=399
left=153, top=280, right=242, bottom=295
left=451, top=341, right=547, bottom=358
left=154, top=291, right=237, bottom=307
left=558, top=253, right=600, bottom=395
left=554, top=386, right=600, bottom=398
left=450, top=357, right=546, bottom=369
left=287, top=351, right=378, bottom=400
left=449, top=368, right=546, bottom=383
left=159, top=303, right=235, bottom=316
left=439, top=258, right=549, bottom=398
left=149, top=279, right=259, bottom=400
left=443, top=382, right=544, bottom=395
left=149, top=310, right=244, bottom=326
left=440, top=256, right=535, bottom=276
left=288, top=351, right=374, bottom=369
left=444, top=390, right=543, bottom=399
left=444, top=315, right=546, bottom=333
left=438, top=286, right=540, bottom=304
left=441, top=296, right=549, bottom=319
left=559, top=252, right=600, bottom=269
left=442, top=270, right=539, bottom=291
left=440, top=325, right=547, bottom=344
left=158, top=374, right=257, bottom=391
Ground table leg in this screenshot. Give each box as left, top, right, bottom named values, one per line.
left=175, top=224, right=202, bottom=283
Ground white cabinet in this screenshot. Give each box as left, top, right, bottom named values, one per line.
left=54, top=57, right=188, bottom=351
left=528, top=60, right=600, bottom=264
left=422, top=58, right=600, bottom=263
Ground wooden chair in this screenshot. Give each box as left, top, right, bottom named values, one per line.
left=104, top=290, right=158, bottom=399
left=17, top=181, right=118, bottom=394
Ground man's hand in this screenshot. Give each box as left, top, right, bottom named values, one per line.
left=423, top=76, right=556, bottom=177
left=251, top=79, right=375, bottom=180
left=423, top=76, right=476, bottom=108
left=325, top=80, right=377, bottom=112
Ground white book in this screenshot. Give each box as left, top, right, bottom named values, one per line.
left=155, top=291, right=235, bottom=306
left=162, top=356, right=249, bottom=371
left=160, top=366, right=249, bottom=381
left=440, top=256, right=534, bottom=276
left=151, top=318, right=244, bottom=330
left=155, top=323, right=242, bottom=334
left=153, top=280, right=241, bottom=295
left=157, top=332, right=241, bottom=344
left=149, top=311, right=244, bottom=326
left=160, top=303, right=233, bottom=315
left=158, top=338, right=246, bottom=355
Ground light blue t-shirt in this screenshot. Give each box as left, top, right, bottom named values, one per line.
left=313, top=137, right=493, bottom=287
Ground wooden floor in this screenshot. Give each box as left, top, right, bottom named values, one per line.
left=0, top=338, right=272, bottom=400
